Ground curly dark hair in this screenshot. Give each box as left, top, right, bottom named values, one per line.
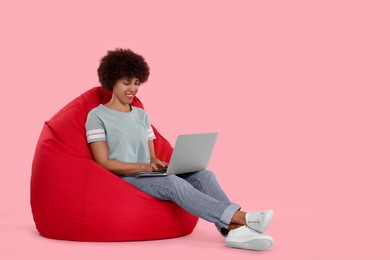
left=97, top=48, right=150, bottom=91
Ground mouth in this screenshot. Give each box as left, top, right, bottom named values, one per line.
left=125, top=93, right=135, bottom=98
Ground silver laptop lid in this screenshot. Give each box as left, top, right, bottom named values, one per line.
left=166, top=132, right=218, bottom=175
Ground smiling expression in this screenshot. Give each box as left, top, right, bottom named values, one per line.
left=112, top=77, right=141, bottom=105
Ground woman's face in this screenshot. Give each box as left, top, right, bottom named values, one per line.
left=112, top=77, right=140, bottom=105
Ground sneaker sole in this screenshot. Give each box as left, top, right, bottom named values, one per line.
left=225, top=237, right=273, bottom=251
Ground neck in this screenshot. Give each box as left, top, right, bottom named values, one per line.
left=105, top=97, right=132, bottom=112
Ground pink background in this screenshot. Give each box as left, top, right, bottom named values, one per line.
left=1, top=0, right=389, bottom=259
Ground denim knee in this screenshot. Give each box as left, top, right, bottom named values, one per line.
left=188, top=170, right=216, bottom=186
left=197, top=169, right=216, bottom=179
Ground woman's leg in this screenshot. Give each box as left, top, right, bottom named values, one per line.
left=179, top=170, right=232, bottom=205
left=121, top=174, right=241, bottom=231
left=179, top=171, right=273, bottom=235
left=179, top=170, right=244, bottom=235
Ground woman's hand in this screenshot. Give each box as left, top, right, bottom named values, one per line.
left=150, top=158, right=168, bottom=171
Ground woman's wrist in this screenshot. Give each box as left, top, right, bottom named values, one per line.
left=140, top=163, right=152, bottom=172
left=140, top=163, right=147, bottom=172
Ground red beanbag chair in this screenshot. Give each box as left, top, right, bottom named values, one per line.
left=31, top=86, right=198, bottom=241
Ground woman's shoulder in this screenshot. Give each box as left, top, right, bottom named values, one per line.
left=87, top=104, right=104, bottom=115
left=132, top=106, right=148, bottom=115
left=132, top=106, right=150, bottom=122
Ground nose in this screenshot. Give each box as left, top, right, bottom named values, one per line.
left=127, top=84, right=138, bottom=92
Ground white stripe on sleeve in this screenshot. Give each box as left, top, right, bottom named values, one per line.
left=87, top=133, right=106, bottom=142
left=87, top=129, right=105, bottom=135
left=147, top=127, right=156, bottom=139
left=87, top=129, right=106, bottom=142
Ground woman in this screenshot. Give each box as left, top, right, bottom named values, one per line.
left=85, top=48, right=274, bottom=251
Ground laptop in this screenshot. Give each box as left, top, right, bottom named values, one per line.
left=133, top=132, right=218, bottom=177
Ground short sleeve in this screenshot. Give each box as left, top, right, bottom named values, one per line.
left=145, top=113, right=156, bottom=141
left=85, top=111, right=107, bottom=143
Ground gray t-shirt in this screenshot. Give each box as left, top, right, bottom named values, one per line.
left=85, top=104, right=156, bottom=164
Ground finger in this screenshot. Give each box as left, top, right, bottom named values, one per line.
left=158, top=161, right=166, bottom=168
left=151, top=163, right=158, bottom=171
left=159, top=161, right=167, bottom=167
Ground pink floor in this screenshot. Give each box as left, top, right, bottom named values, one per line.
left=1, top=189, right=388, bottom=259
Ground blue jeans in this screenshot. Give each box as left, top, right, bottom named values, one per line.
left=121, top=170, right=240, bottom=236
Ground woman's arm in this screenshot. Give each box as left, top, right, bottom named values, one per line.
left=89, top=141, right=155, bottom=175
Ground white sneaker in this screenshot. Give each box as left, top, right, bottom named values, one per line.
left=225, top=226, right=274, bottom=251
left=246, top=210, right=274, bottom=233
